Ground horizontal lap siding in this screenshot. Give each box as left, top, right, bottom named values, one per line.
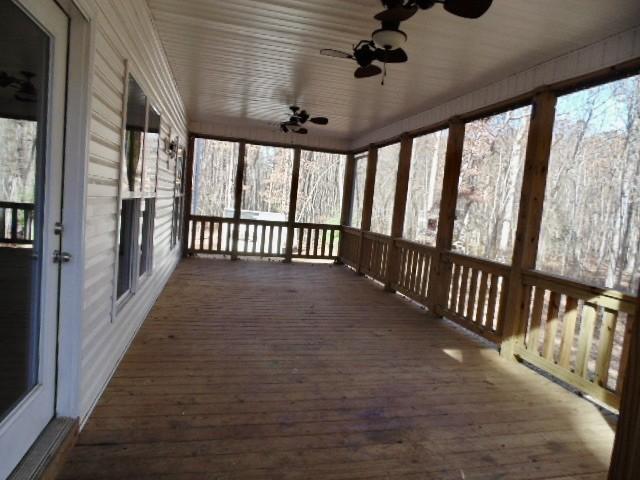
left=74, top=0, right=187, bottom=424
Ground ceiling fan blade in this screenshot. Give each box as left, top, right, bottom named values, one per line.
left=309, top=117, right=329, bottom=125
left=374, top=5, right=417, bottom=22
left=375, top=48, right=408, bottom=64
left=280, top=124, right=289, bottom=133
left=354, top=64, right=382, bottom=79
left=294, top=128, right=308, bottom=135
left=320, top=49, right=354, bottom=59
left=443, top=0, right=492, bottom=18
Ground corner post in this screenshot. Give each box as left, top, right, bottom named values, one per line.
left=500, top=90, right=557, bottom=358
left=384, top=134, right=413, bottom=291
left=427, top=119, right=465, bottom=315
left=357, top=146, right=377, bottom=274
left=608, top=291, right=639, bottom=479
left=284, top=147, right=301, bottom=262
left=337, top=152, right=356, bottom=262
left=230, top=141, right=246, bottom=261
left=182, top=134, right=196, bottom=257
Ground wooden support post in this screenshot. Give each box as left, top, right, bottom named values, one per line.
left=182, top=134, right=196, bottom=258
left=608, top=294, right=639, bottom=479
left=356, top=146, right=377, bottom=274
left=284, top=147, right=301, bottom=262
left=384, top=134, right=413, bottom=291
left=501, top=91, right=557, bottom=358
left=337, top=153, right=356, bottom=263
left=427, top=119, right=465, bottom=315
left=230, top=141, right=246, bottom=261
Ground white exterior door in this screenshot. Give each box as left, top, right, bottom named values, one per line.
left=0, top=0, right=68, bottom=477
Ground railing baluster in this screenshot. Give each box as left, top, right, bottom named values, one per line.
left=558, top=296, right=579, bottom=368
left=476, top=271, right=488, bottom=327
left=527, top=287, right=546, bottom=352
left=575, top=302, right=596, bottom=377
left=595, top=309, right=617, bottom=387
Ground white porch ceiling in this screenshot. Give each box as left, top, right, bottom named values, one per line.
left=148, top=0, right=640, bottom=143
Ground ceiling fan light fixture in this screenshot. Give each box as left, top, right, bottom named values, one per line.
left=372, top=28, right=407, bottom=51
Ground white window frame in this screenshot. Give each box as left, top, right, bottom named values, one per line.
left=111, top=61, right=161, bottom=319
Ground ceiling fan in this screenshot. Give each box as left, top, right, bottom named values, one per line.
left=320, top=38, right=408, bottom=81
left=375, top=0, right=493, bottom=23
left=320, top=0, right=492, bottom=83
left=279, top=106, right=329, bottom=134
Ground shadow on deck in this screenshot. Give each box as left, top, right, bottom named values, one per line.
left=59, top=258, right=616, bottom=479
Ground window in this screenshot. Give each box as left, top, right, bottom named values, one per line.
left=171, top=142, right=186, bottom=249
left=117, top=199, right=137, bottom=299
left=370, top=143, right=400, bottom=234
left=404, top=130, right=448, bottom=245
left=124, top=76, right=146, bottom=193
left=349, top=152, right=367, bottom=228
left=538, top=74, right=640, bottom=294
left=296, top=151, right=346, bottom=224
left=144, top=106, right=161, bottom=194
left=242, top=144, right=293, bottom=220
left=139, top=198, right=155, bottom=276
left=453, top=105, right=531, bottom=263
left=115, top=73, right=160, bottom=306
left=191, top=139, right=239, bottom=217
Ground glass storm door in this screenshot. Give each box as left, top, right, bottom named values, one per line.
left=0, top=0, right=68, bottom=477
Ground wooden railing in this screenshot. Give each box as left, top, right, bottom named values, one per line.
left=187, top=215, right=340, bottom=260
left=340, top=226, right=360, bottom=268
left=0, top=201, right=35, bottom=245
left=514, top=270, right=637, bottom=408
left=441, top=252, right=510, bottom=343
left=359, top=231, right=392, bottom=283
left=338, top=227, right=636, bottom=409
left=293, top=223, right=340, bottom=259
left=389, top=239, right=436, bottom=307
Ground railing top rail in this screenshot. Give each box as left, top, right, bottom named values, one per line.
left=393, top=237, right=438, bottom=253
left=362, top=231, right=392, bottom=242
left=522, top=269, right=639, bottom=312
left=294, top=222, right=340, bottom=229
left=0, top=201, right=35, bottom=210
left=342, top=225, right=361, bottom=235
left=444, top=251, right=511, bottom=276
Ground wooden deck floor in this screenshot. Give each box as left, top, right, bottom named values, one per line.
left=59, top=258, right=616, bottom=480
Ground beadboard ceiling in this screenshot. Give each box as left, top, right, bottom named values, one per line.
left=148, top=0, right=640, bottom=143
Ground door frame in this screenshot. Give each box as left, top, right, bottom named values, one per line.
left=52, top=0, right=94, bottom=419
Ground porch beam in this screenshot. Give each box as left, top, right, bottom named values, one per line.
left=339, top=153, right=356, bottom=227
left=230, top=141, right=246, bottom=260
left=501, top=90, right=557, bottom=358
left=384, top=134, right=413, bottom=291
left=182, top=134, right=196, bottom=257
left=356, top=146, right=377, bottom=273
left=608, top=294, right=640, bottom=479
left=427, top=119, right=465, bottom=314
left=284, top=147, right=301, bottom=262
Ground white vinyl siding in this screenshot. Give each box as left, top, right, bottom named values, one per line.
left=72, top=0, right=187, bottom=424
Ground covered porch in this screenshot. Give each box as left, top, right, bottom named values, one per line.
left=60, top=258, right=616, bottom=479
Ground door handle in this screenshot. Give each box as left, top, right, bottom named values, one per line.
left=53, top=250, right=72, bottom=263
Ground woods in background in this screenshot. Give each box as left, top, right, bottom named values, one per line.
left=190, top=74, right=639, bottom=294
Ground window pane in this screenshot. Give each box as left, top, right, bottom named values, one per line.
left=404, top=130, right=448, bottom=245
left=349, top=153, right=367, bottom=228
left=370, top=143, right=400, bottom=235
left=124, top=76, right=146, bottom=192
left=191, top=139, right=238, bottom=217
left=242, top=144, right=293, bottom=220
left=117, top=199, right=137, bottom=298
left=296, top=151, right=346, bottom=224
left=144, top=106, right=160, bottom=193
left=453, top=106, right=531, bottom=263
left=139, top=198, right=154, bottom=276
left=538, top=75, right=640, bottom=294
